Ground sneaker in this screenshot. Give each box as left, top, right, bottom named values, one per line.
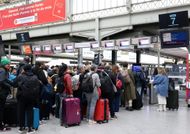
left=110, top=115, right=118, bottom=120
left=27, top=129, right=35, bottom=134
left=0, top=126, right=11, bottom=131
left=126, top=107, right=134, bottom=111
left=88, top=120, right=97, bottom=124
left=18, top=127, right=25, bottom=133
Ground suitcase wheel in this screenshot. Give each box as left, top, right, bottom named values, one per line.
left=65, top=124, right=68, bottom=128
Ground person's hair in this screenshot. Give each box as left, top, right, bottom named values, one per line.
left=153, top=67, right=158, bottom=76
left=23, top=64, right=32, bottom=72
left=112, top=65, right=119, bottom=73
left=158, top=67, right=167, bottom=75
left=122, top=63, right=128, bottom=68
left=91, top=65, right=97, bottom=71
left=58, top=63, right=68, bottom=77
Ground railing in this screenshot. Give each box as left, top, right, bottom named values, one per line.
left=72, top=0, right=190, bottom=21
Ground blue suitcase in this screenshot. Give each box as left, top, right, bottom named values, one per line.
left=33, top=108, right=40, bottom=130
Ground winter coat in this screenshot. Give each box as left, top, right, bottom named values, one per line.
left=153, top=74, right=169, bottom=97
left=121, top=69, right=136, bottom=101
left=63, top=72, right=73, bottom=96
left=0, top=66, right=11, bottom=99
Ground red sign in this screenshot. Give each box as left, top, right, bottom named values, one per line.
left=0, top=0, right=66, bottom=31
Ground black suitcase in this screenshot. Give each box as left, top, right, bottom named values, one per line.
left=3, top=99, right=18, bottom=127
left=40, top=100, right=51, bottom=120
left=167, top=90, right=179, bottom=110
left=132, top=91, right=143, bottom=110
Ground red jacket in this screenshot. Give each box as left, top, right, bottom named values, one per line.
left=63, top=72, right=73, bottom=95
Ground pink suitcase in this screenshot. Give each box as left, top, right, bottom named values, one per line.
left=62, top=98, right=81, bottom=127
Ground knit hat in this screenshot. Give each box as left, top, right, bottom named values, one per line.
left=1, top=57, right=11, bottom=66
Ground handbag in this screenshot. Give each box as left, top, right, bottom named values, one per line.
left=116, top=73, right=122, bottom=90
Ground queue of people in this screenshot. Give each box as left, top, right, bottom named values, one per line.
left=0, top=56, right=170, bottom=133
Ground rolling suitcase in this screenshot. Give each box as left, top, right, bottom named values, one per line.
left=94, top=99, right=109, bottom=123
left=132, top=91, right=143, bottom=110
left=62, top=98, right=81, bottom=128
left=149, top=83, right=158, bottom=104
left=3, top=99, right=18, bottom=127
left=167, top=90, right=179, bottom=110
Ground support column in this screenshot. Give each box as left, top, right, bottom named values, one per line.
left=31, top=54, right=36, bottom=65
left=78, top=48, right=83, bottom=66
left=112, top=50, right=117, bottom=65
left=8, top=45, right=11, bottom=59
left=157, top=47, right=160, bottom=67
left=136, top=49, right=141, bottom=64
left=94, top=18, right=102, bottom=65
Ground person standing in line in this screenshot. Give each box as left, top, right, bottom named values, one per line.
left=16, top=64, right=40, bottom=134
left=0, top=57, right=12, bottom=131
left=84, top=65, right=101, bottom=124
left=121, top=63, right=136, bottom=111
left=153, top=68, right=169, bottom=111
left=110, top=65, right=123, bottom=114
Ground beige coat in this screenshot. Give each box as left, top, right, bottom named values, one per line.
left=121, top=69, right=136, bottom=101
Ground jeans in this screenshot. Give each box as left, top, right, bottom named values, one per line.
left=113, top=91, right=121, bottom=112
left=18, top=98, right=34, bottom=129
left=85, top=92, right=99, bottom=120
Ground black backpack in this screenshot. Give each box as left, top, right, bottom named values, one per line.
left=98, top=71, right=113, bottom=94
left=81, top=73, right=94, bottom=93
left=55, top=76, right=65, bottom=93
left=21, top=75, right=40, bottom=100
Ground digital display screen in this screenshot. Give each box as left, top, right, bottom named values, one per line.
left=120, top=41, right=130, bottom=47
left=160, top=30, right=189, bottom=48
left=132, top=65, right=142, bottom=72
left=44, top=46, right=51, bottom=51
left=16, top=32, right=30, bottom=43
left=139, top=38, right=150, bottom=45
left=91, top=43, right=99, bottom=48
left=22, top=44, right=32, bottom=55
left=66, top=45, right=73, bottom=50
left=105, top=42, right=114, bottom=48
left=159, top=11, right=189, bottom=29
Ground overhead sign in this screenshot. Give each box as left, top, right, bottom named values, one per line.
left=53, top=44, right=63, bottom=53
left=159, top=11, right=189, bottom=29
left=101, top=40, right=115, bottom=50
left=16, top=32, right=30, bottom=43
left=32, top=45, right=42, bottom=55
left=116, top=39, right=134, bottom=50
left=74, top=42, right=90, bottom=48
left=0, top=0, right=66, bottom=31
left=137, top=37, right=154, bottom=48
left=21, top=44, right=32, bottom=55
left=160, top=29, right=189, bottom=49
left=43, top=45, right=53, bottom=54
left=64, top=43, right=75, bottom=52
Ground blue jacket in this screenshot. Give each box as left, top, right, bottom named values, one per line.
left=153, top=74, right=169, bottom=97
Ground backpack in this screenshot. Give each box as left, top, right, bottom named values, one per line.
left=21, top=75, right=40, bottom=101
left=81, top=73, right=94, bottom=93
left=98, top=71, right=113, bottom=94
left=41, top=83, right=53, bottom=100
left=55, top=76, right=65, bottom=93
left=72, top=74, right=80, bottom=91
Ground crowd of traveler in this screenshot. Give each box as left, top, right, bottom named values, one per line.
left=0, top=56, right=170, bottom=133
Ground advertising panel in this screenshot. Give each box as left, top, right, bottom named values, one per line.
left=0, top=0, right=66, bottom=31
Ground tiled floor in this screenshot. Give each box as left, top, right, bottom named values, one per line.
left=6, top=103, right=190, bottom=134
